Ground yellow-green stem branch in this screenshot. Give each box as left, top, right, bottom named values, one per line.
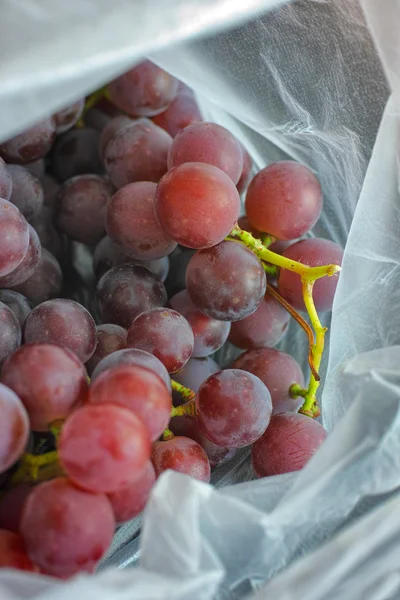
left=9, top=451, right=62, bottom=487
left=170, top=399, right=196, bottom=418
left=171, top=379, right=196, bottom=402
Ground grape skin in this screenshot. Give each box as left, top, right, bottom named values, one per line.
left=0, top=290, right=31, bottom=327
left=107, top=460, right=156, bottom=523
left=0, top=198, right=30, bottom=278
left=0, top=484, right=33, bottom=533
left=52, top=128, right=104, bottom=182
left=152, top=436, right=211, bottom=483
left=0, top=157, right=12, bottom=200
left=12, top=247, right=62, bottom=306
left=53, top=99, right=85, bottom=134
left=0, top=118, right=56, bottom=164
left=86, top=324, right=127, bottom=376
left=99, top=116, right=135, bottom=160
left=0, top=301, right=21, bottom=366
left=0, top=225, right=41, bottom=287
left=172, top=356, right=220, bottom=403
left=0, top=382, right=29, bottom=473
left=7, top=164, right=44, bottom=222
left=153, top=92, right=202, bottom=138
left=0, top=529, right=38, bottom=572
left=236, top=143, right=253, bottom=195
left=251, top=413, right=327, bottom=477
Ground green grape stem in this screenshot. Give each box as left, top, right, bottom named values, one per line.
left=170, top=379, right=196, bottom=401
left=9, top=451, right=62, bottom=487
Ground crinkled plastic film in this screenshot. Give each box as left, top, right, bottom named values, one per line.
left=1, top=0, right=400, bottom=598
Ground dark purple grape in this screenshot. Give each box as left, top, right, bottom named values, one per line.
left=186, top=241, right=266, bottom=321
left=95, top=264, right=167, bottom=328
left=25, top=159, right=45, bottom=180
left=41, top=175, right=61, bottom=212
left=56, top=175, right=113, bottom=245
left=0, top=225, right=41, bottom=287
left=99, top=116, right=135, bottom=160
left=53, top=100, right=85, bottom=134
left=152, top=92, right=202, bottom=137
left=0, top=199, right=30, bottom=278
left=152, top=436, right=210, bottom=482
left=12, top=248, right=62, bottom=306
left=0, top=158, right=12, bottom=200
left=7, top=165, right=44, bottom=222
left=51, top=128, right=103, bottom=182
left=30, top=206, right=66, bottom=261
left=24, top=298, right=97, bottom=362
left=0, top=118, right=56, bottom=164
left=236, top=143, right=253, bottom=195
left=0, top=302, right=21, bottom=365
left=84, top=96, right=122, bottom=133
left=0, top=290, right=31, bottom=327
left=164, top=246, right=195, bottom=298
left=85, top=324, right=127, bottom=376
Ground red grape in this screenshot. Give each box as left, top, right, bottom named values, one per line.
left=53, top=99, right=85, bottom=134
left=91, top=347, right=171, bottom=392
left=0, top=118, right=56, bottom=164
left=85, top=96, right=122, bottom=133
left=108, top=60, right=178, bottom=117
left=277, top=238, right=343, bottom=312
left=153, top=92, right=202, bottom=137
left=172, top=356, right=220, bottom=396
left=196, top=369, right=272, bottom=448
left=0, top=158, right=12, bottom=200
left=59, top=403, right=151, bottom=493
left=245, top=161, right=323, bottom=240
left=107, top=460, right=156, bottom=523
left=52, top=128, right=104, bottom=182
left=0, top=225, right=41, bottom=287
left=0, top=530, right=37, bottom=572
left=103, top=118, right=172, bottom=189
left=23, top=298, right=97, bottom=362
left=20, top=477, right=115, bottom=577
left=0, top=484, right=32, bottom=533
left=95, top=264, right=167, bottom=328
left=0, top=198, right=30, bottom=278
left=251, top=413, right=327, bottom=477
left=7, top=164, right=44, bottom=222
left=127, top=308, right=194, bottom=373
left=169, top=290, right=230, bottom=357
left=0, top=290, right=31, bottom=326
left=30, top=206, right=66, bottom=261
left=88, top=364, right=172, bottom=441
left=236, top=144, right=253, bottom=194
left=0, top=383, right=29, bottom=473
left=1, top=343, right=88, bottom=431
left=228, top=290, right=290, bottom=349
left=186, top=241, right=266, bottom=321
left=86, top=324, right=127, bottom=375
left=232, top=347, right=305, bottom=415
left=152, top=436, right=210, bottom=482
left=168, top=122, right=243, bottom=184
left=237, top=215, right=262, bottom=238
left=25, top=159, right=45, bottom=180
left=106, top=181, right=177, bottom=260
left=0, top=302, right=21, bottom=366
left=41, top=174, right=61, bottom=211
left=155, top=163, right=240, bottom=249
left=12, top=247, right=62, bottom=306
left=99, top=115, right=134, bottom=160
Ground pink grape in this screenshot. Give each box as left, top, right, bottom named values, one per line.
left=99, top=115, right=134, bottom=159
left=155, top=162, right=240, bottom=249
left=104, top=118, right=172, bottom=189
left=86, top=324, right=127, bottom=375
left=52, top=128, right=103, bottom=182
left=20, top=477, right=115, bottom=577
left=127, top=308, right=194, bottom=373
left=168, top=122, right=243, bottom=184
left=0, top=302, right=22, bottom=366
left=53, top=99, right=85, bottom=134
left=196, top=369, right=272, bottom=448
left=0, top=383, right=29, bottom=473
left=251, top=413, right=327, bottom=477
left=1, top=343, right=88, bottom=431
left=108, top=60, right=178, bottom=117
left=0, top=198, right=30, bottom=277
left=0, top=484, right=32, bottom=533
left=7, top=164, right=44, bottom=222
left=106, top=181, right=177, bottom=260
left=0, top=118, right=56, bottom=164
left=0, top=225, right=41, bottom=287
left=153, top=92, right=202, bottom=137
left=23, top=298, right=97, bottom=362
left=0, top=290, right=31, bottom=326
left=12, top=247, right=62, bottom=306
left=88, top=364, right=172, bottom=441
left=0, top=158, right=12, bottom=200
left=232, top=347, right=305, bottom=415
left=59, top=404, right=151, bottom=493
left=277, top=238, right=344, bottom=312
left=152, top=436, right=211, bottom=482
left=185, top=240, right=266, bottom=321
left=0, top=530, right=38, bottom=572
left=245, top=161, right=323, bottom=240
left=108, top=460, right=156, bottom=523
left=236, top=144, right=253, bottom=194
left=169, top=290, right=230, bottom=357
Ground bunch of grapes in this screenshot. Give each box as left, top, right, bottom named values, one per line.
left=0, top=59, right=342, bottom=578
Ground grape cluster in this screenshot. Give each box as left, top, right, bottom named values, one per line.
left=0, top=59, right=341, bottom=577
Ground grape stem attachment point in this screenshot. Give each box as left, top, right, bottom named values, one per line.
left=170, top=379, right=196, bottom=402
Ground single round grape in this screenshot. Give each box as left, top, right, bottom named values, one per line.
left=99, top=115, right=135, bottom=160
left=0, top=158, right=12, bottom=200
left=88, top=364, right=172, bottom=441
left=0, top=383, right=29, bottom=473
left=169, top=290, right=230, bottom=357
left=236, top=143, right=253, bottom=194
left=108, top=60, right=179, bottom=117
left=91, top=347, right=171, bottom=392
left=86, top=324, right=127, bottom=375
left=232, top=347, right=305, bottom=415
left=25, top=158, right=45, bottom=180
left=0, top=225, right=41, bottom=287
left=127, top=308, right=194, bottom=374
left=107, top=460, right=156, bottom=523
left=0, top=530, right=38, bottom=572
left=95, top=264, right=167, bottom=328
left=277, top=238, right=344, bottom=312
left=252, top=413, right=327, bottom=477
left=168, top=122, right=243, bottom=184
left=0, top=484, right=32, bottom=533
left=0, top=198, right=30, bottom=278
left=152, top=92, right=202, bottom=137
left=23, top=298, right=97, bottom=362
left=229, top=290, right=290, bottom=349
left=7, top=164, right=44, bottom=222
left=164, top=246, right=195, bottom=298
left=20, top=477, right=115, bottom=577
left=56, top=174, right=113, bottom=245
left=0, top=302, right=22, bottom=366
left=152, top=436, right=210, bottom=482
left=1, top=343, right=88, bottom=431
left=155, top=163, right=240, bottom=249
left=186, top=241, right=266, bottom=321
left=52, top=128, right=104, bottom=182
left=59, top=404, right=151, bottom=493
left=0, top=118, right=56, bottom=164
left=0, top=290, right=31, bottom=326
left=104, top=118, right=172, bottom=189
left=12, top=247, right=62, bottom=306
left=245, top=161, right=323, bottom=240
left=106, top=181, right=177, bottom=260
left=41, top=174, right=61, bottom=211
left=196, top=369, right=272, bottom=448
left=53, top=99, right=85, bottom=134
left=30, top=206, right=66, bottom=261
